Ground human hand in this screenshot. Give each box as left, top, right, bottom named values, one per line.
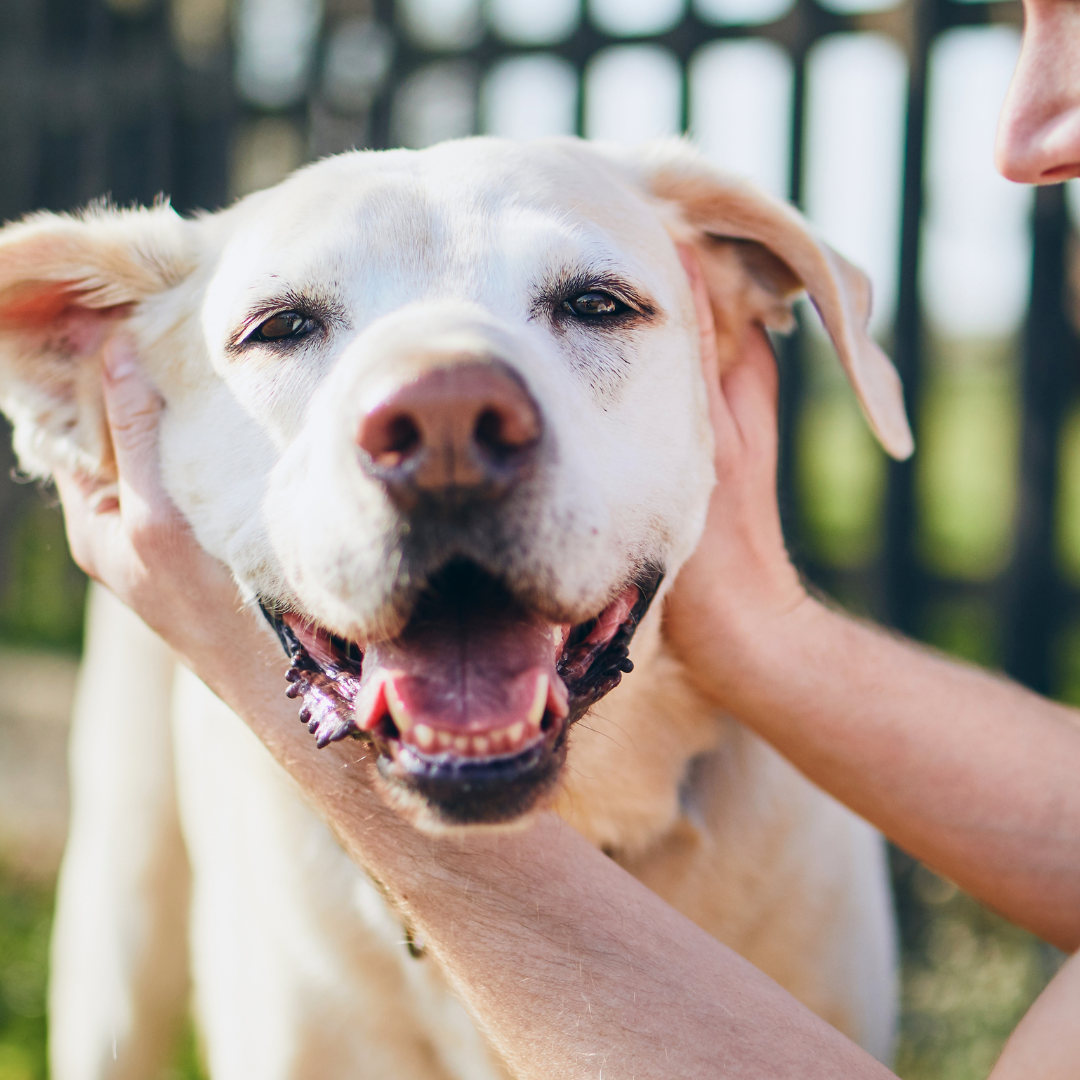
left=662, top=249, right=810, bottom=696
left=52, top=335, right=253, bottom=673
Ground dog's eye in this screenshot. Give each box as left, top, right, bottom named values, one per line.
left=564, top=292, right=626, bottom=318
left=251, top=311, right=316, bottom=342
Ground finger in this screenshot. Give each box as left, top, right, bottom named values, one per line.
left=51, top=463, right=115, bottom=506
left=720, top=326, right=780, bottom=454
left=53, top=469, right=102, bottom=578
left=676, top=244, right=740, bottom=449
left=676, top=245, right=719, bottom=382
left=101, top=334, right=169, bottom=519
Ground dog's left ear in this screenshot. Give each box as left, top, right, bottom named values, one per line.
left=0, top=202, right=196, bottom=481
left=608, top=140, right=914, bottom=461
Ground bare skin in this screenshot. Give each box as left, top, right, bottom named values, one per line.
left=995, top=0, right=1080, bottom=183
left=666, top=265, right=1080, bottom=954
left=50, top=5, right=1080, bottom=1070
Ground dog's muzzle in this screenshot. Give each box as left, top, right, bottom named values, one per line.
left=259, top=562, right=663, bottom=826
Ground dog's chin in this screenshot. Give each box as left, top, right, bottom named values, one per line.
left=262, top=560, right=661, bottom=827
left=373, top=739, right=568, bottom=832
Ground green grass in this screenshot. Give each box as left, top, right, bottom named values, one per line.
left=1055, top=403, right=1080, bottom=585
left=0, top=497, right=86, bottom=653
left=0, top=867, right=50, bottom=1080
left=892, top=857, right=1061, bottom=1080
left=797, top=332, right=1023, bottom=582
left=797, top=389, right=887, bottom=567
left=914, top=338, right=1021, bottom=582
left=796, top=324, right=889, bottom=568
left=0, top=863, right=208, bottom=1080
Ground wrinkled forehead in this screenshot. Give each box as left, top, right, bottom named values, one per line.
left=203, top=141, right=677, bottom=332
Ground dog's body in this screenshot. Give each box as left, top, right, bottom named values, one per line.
left=0, top=137, right=911, bottom=1078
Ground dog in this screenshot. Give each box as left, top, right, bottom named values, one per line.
left=0, top=136, right=912, bottom=1079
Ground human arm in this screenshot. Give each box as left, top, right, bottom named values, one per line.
left=664, top=252, right=1080, bottom=953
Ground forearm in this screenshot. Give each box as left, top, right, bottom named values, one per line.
left=366, top=812, right=891, bottom=1080
left=192, top=608, right=888, bottom=1080
left=697, top=595, right=1080, bottom=949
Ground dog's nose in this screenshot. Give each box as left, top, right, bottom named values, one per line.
left=356, top=361, right=541, bottom=508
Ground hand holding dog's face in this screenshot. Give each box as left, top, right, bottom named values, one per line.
left=0, top=137, right=910, bottom=829
left=49, top=336, right=247, bottom=668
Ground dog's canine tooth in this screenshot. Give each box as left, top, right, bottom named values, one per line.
left=548, top=676, right=569, bottom=719
left=473, top=735, right=490, bottom=755
left=385, top=682, right=413, bottom=733
left=414, top=724, right=435, bottom=750
left=527, top=673, right=548, bottom=727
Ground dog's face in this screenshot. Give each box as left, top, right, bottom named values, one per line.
left=0, top=137, right=911, bottom=828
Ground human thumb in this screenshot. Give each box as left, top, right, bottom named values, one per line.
left=101, top=334, right=165, bottom=500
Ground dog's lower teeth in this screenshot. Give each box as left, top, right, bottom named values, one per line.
left=402, top=721, right=537, bottom=756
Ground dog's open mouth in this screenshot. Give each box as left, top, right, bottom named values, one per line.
left=260, top=561, right=662, bottom=824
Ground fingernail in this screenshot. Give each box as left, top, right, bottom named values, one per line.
left=103, top=335, right=137, bottom=380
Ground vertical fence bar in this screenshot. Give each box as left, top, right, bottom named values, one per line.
left=1004, top=183, right=1078, bottom=693
left=884, top=0, right=938, bottom=636
left=775, top=1, right=811, bottom=550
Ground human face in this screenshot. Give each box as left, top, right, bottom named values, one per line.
left=996, top=0, right=1080, bottom=183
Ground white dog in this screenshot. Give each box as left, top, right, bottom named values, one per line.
left=0, top=137, right=912, bottom=1079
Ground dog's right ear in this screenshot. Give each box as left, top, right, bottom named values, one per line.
left=0, top=203, right=195, bottom=481
left=592, top=139, right=914, bottom=461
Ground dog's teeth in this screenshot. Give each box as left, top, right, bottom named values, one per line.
left=437, top=731, right=453, bottom=748
left=454, top=735, right=470, bottom=752
left=385, top=683, right=413, bottom=733
left=414, top=724, right=435, bottom=750
left=548, top=677, right=569, bottom=719
left=527, top=673, right=548, bottom=727
left=507, top=721, right=525, bottom=745
left=473, top=735, right=490, bottom=755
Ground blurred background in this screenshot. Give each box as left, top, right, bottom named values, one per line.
left=0, top=0, right=1074, bottom=1076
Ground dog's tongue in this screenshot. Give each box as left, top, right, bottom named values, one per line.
left=354, top=603, right=569, bottom=758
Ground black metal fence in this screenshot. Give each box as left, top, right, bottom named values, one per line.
left=1, top=0, right=1077, bottom=705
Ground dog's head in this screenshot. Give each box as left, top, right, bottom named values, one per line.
left=0, top=137, right=911, bottom=829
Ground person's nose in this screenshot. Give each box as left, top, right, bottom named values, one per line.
left=356, top=360, right=542, bottom=511
left=995, top=0, right=1080, bottom=184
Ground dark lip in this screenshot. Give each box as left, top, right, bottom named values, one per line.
left=375, top=736, right=566, bottom=826
left=258, top=563, right=663, bottom=820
